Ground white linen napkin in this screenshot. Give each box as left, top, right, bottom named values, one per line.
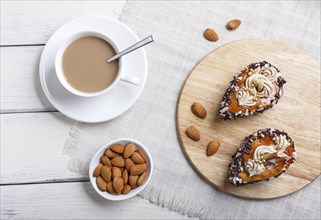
left=64, top=1, right=321, bottom=219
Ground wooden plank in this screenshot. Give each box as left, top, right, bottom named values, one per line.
left=1, top=1, right=126, bottom=45
left=0, top=46, right=55, bottom=112
left=0, top=182, right=192, bottom=219
left=177, top=39, right=320, bottom=199
left=0, top=112, right=85, bottom=184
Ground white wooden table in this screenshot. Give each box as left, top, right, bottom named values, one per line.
left=0, top=1, right=192, bottom=219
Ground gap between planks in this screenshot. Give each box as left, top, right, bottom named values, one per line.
left=0, top=177, right=89, bottom=186
left=1, top=109, right=58, bottom=114
left=0, top=44, right=45, bottom=47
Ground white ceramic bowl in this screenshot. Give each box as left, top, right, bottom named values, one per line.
left=89, top=138, right=153, bottom=201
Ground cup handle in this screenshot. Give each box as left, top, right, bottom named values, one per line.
left=120, top=74, right=140, bottom=85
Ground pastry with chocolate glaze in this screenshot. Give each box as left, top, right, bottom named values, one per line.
left=219, top=61, right=286, bottom=120
left=229, top=128, right=296, bottom=186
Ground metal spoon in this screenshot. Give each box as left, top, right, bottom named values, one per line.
left=107, top=35, right=153, bottom=63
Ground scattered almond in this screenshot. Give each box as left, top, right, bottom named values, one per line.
left=104, top=148, right=120, bottom=159
left=111, top=144, right=125, bottom=154
left=129, top=175, right=139, bottom=189
left=131, top=152, right=145, bottom=164
left=203, top=28, right=219, bottom=42
left=101, top=156, right=112, bottom=168
left=112, top=166, right=122, bottom=179
left=125, top=158, right=135, bottom=171
left=207, top=139, right=220, bottom=156
left=96, top=176, right=107, bottom=191
left=122, top=169, right=129, bottom=184
left=124, top=143, right=136, bottom=158
left=93, top=163, right=103, bottom=177
left=191, top=102, right=207, bottom=119
left=113, top=176, right=124, bottom=194
left=101, top=166, right=112, bottom=183
left=130, top=164, right=148, bottom=176
left=186, top=126, right=201, bottom=141
left=226, top=19, right=241, bottom=30
left=111, top=156, right=125, bottom=167
left=136, top=150, right=147, bottom=163
left=137, top=172, right=147, bottom=186
left=122, top=184, right=132, bottom=194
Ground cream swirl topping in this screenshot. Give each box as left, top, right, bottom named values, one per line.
left=245, top=159, right=265, bottom=177
left=245, top=135, right=291, bottom=177
left=274, top=134, right=290, bottom=158
left=236, top=87, right=257, bottom=107
left=253, top=145, right=277, bottom=161
left=236, top=66, right=279, bottom=107
left=261, top=66, right=278, bottom=82
left=246, top=74, right=274, bottom=99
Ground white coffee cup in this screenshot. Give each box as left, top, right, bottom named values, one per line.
left=55, top=31, right=140, bottom=97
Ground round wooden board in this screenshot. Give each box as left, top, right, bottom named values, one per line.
left=177, top=38, right=321, bottom=199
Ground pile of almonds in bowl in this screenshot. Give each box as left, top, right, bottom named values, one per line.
left=89, top=139, right=153, bottom=201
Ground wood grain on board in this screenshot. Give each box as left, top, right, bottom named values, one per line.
left=177, top=38, right=321, bottom=199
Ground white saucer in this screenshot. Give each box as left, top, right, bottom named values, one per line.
left=39, top=16, right=148, bottom=123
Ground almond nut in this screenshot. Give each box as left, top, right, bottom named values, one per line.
left=104, top=148, right=120, bottom=159
left=137, top=172, right=147, bottom=186
left=203, top=28, right=219, bottom=42
left=186, top=126, right=200, bottom=141
left=131, top=152, right=145, bottom=164
left=122, top=169, right=129, bottom=184
left=93, top=163, right=103, bottom=177
left=107, top=181, right=116, bottom=194
left=101, top=166, right=112, bottom=182
left=130, top=164, right=148, bottom=175
left=111, top=144, right=125, bottom=154
left=257, top=81, right=264, bottom=92
left=226, top=19, right=241, bottom=30
left=123, top=143, right=136, bottom=158
left=101, top=156, right=112, bottom=168
left=113, top=176, right=124, bottom=193
left=96, top=176, right=107, bottom=191
left=122, top=184, right=132, bottom=194
left=136, top=150, right=148, bottom=162
left=191, top=102, right=207, bottom=119
left=111, top=156, right=125, bottom=167
left=112, top=166, right=122, bottom=179
left=207, top=139, right=220, bottom=156
left=129, top=175, right=139, bottom=189
left=125, top=158, right=135, bottom=171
